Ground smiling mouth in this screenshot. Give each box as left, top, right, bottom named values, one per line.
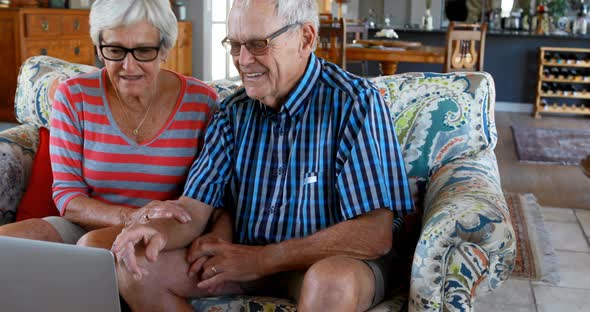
left=244, top=72, right=264, bottom=78
left=120, top=75, right=143, bottom=81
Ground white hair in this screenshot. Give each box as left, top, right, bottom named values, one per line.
left=237, top=0, right=319, bottom=31
left=89, top=0, right=178, bottom=50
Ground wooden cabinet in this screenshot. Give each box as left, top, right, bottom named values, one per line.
left=534, top=46, right=590, bottom=118
left=162, top=20, right=192, bottom=77
left=0, top=8, right=93, bottom=122
left=0, top=8, right=192, bottom=122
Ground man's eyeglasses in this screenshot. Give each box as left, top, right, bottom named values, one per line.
left=99, top=44, right=161, bottom=62
left=221, top=23, right=301, bottom=56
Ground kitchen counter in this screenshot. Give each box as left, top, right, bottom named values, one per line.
left=349, top=27, right=590, bottom=103
left=370, top=26, right=590, bottom=39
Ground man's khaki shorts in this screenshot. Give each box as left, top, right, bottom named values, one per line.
left=240, top=251, right=395, bottom=308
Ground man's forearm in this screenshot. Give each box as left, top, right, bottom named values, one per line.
left=145, top=196, right=215, bottom=250
left=259, top=209, right=393, bottom=275
left=207, top=209, right=233, bottom=241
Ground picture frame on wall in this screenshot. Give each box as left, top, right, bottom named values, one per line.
left=69, top=0, right=93, bottom=9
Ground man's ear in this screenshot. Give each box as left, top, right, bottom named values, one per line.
left=299, top=23, right=316, bottom=54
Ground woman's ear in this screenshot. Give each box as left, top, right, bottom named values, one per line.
left=95, top=46, right=104, bottom=63
left=159, top=49, right=170, bottom=64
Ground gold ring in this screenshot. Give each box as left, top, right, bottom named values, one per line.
left=211, top=266, right=217, bottom=274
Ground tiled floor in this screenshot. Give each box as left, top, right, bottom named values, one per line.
left=477, top=206, right=590, bottom=312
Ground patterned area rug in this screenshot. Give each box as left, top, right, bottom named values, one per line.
left=512, top=126, right=590, bottom=165
left=506, top=193, right=559, bottom=284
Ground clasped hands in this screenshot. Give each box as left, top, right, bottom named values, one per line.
left=112, top=201, right=267, bottom=292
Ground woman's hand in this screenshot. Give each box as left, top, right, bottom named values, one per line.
left=125, top=200, right=192, bottom=226
left=111, top=223, right=167, bottom=280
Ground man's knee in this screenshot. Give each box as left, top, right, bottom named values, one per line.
left=300, top=257, right=368, bottom=307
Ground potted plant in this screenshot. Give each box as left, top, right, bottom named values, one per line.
left=545, top=0, right=570, bottom=20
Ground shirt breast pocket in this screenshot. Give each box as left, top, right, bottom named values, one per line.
left=293, top=170, right=337, bottom=231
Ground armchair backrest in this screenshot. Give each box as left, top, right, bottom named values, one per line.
left=15, top=56, right=97, bottom=128
left=370, top=72, right=496, bottom=203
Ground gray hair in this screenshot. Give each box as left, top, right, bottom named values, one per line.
left=90, top=0, right=178, bottom=50
left=236, top=0, right=319, bottom=31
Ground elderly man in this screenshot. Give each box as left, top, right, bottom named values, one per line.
left=112, top=0, right=413, bottom=311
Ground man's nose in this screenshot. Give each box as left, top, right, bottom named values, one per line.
left=238, top=45, right=256, bottom=65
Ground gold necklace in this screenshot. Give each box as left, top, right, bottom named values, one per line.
left=108, top=75, right=155, bottom=136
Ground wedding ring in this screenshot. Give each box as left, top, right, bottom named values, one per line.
left=211, top=266, right=218, bottom=274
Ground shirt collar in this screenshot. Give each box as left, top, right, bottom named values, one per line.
left=258, top=53, right=322, bottom=120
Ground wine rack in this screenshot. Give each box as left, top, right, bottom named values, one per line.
left=534, top=46, right=590, bottom=118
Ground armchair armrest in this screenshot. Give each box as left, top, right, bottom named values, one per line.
left=409, top=150, right=516, bottom=312
left=0, top=125, right=39, bottom=225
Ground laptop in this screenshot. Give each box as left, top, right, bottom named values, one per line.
left=0, top=236, right=121, bottom=312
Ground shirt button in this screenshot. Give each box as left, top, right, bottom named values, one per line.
left=277, top=167, right=283, bottom=176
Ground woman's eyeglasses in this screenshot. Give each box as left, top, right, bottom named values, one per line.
left=221, top=23, right=301, bottom=56
left=99, top=45, right=161, bottom=62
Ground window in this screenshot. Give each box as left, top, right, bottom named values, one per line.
left=209, top=0, right=239, bottom=80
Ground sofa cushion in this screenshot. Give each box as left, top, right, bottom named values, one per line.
left=206, top=79, right=243, bottom=102
left=15, top=127, right=59, bottom=221
left=15, top=56, right=97, bottom=128
left=0, top=125, right=38, bottom=225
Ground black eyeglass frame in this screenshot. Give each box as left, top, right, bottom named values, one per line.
left=221, top=22, right=302, bottom=56
left=98, top=40, right=163, bottom=62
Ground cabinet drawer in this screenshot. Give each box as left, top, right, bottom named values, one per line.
left=62, top=39, right=94, bottom=65
left=62, top=15, right=89, bottom=37
left=23, top=40, right=63, bottom=59
left=25, top=14, right=61, bottom=37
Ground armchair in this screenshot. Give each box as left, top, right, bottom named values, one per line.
left=0, top=56, right=515, bottom=312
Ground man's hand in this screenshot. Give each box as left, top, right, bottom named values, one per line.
left=111, top=224, right=167, bottom=280
left=125, top=200, right=192, bottom=226
left=187, top=240, right=266, bottom=291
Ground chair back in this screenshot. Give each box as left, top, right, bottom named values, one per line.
left=316, top=17, right=346, bottom=69
left=444, top=22, right=487, bottom=72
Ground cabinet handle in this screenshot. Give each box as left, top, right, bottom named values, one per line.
left=41, top=20, right=49, bottom=31
left=74, top=46, right=80, bottom=56
left=40, top=48, right=47, bottom=55
left=74, top=19, right=80, bottom=31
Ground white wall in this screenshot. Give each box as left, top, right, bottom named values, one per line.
left=187, top=0, right=207, bottom=80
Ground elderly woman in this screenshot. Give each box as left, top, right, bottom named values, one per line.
left=0, top=0, right=222, bottom=249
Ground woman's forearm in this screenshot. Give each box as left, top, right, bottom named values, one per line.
left=63, top=196, right=134, bottom=230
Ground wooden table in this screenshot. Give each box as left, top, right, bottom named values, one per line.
left=346, top=45, right=445, bottom=75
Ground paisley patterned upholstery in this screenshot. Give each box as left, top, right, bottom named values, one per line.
left=15, top=56, right=98, bottom=128
left=0, top=56, right=514, bottom=312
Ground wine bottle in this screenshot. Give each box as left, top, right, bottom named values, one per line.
left=544, top=52, right=553, bottom=63
left=552, top=83, right=562, bottom=95
left=562, top=84, right=575, bottom=96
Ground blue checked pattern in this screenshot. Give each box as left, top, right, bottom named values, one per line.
left=183, top=54, right=414, bottom=245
